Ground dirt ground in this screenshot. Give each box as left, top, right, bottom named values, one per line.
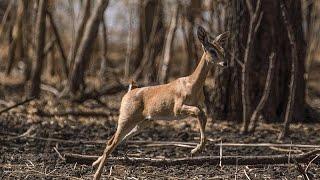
left=1, top=61, right=320, bottom=179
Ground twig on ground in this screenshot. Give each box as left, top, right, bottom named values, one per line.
left=305, top=154, right=320, bottom=174
left=269, top=146, right=302, bottom=154
left=53, top=147, right=65, bottom=161
left=293, top=159, right=310, bottom=180
left=219, top=143, right=320, bottom=149
left=243, top=169, right=251, bottom=180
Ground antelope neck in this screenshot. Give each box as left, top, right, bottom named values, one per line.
left=189, top=53, right=212, bottom=88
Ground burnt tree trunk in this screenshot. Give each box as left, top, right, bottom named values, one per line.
left=133, top=0, right=164, bottom=83
left=68, top=0, right=109, bottom=94
left=29, top=0, right=47, bottom=98
left=208, top=0, right=306, bottom=123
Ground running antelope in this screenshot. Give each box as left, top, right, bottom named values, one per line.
left=93, top=26, right=229, bottom=179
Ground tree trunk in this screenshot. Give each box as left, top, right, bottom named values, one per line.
left=182, top=0, right=202, bottom=76
left=158, top=5, right=179, bottom=84
left=99, top=16, right=108, bottom=79
left=68, top=0, right=91, bottom=69
left=29, top=0, right=47, bottom=98
left=46, top=10, right=69, bottom=77
left=68, top=0, right=109, bottom=94
left=133, top=0, right=164, bottom=83
left=5, top=0, right=25, bottom=76
left=208, top=0, right=306, bottom=123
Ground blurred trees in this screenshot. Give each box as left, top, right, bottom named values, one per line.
left=133, top=0, right=164, bottom=83
left=208, top=0, right=307, bottom=130
left=68, top=0, right=109, bottom=94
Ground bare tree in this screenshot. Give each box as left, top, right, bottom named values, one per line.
left=133, top=0, right=165, bottom=83
left=158, top=4, right=179, bottom=84
left=68, top=0, right=110, bottom=94
left=207, top=0, right=306, bottom=125
left=29, top=0, right=47, bottom=98
left=240, top=0, right=263, bottom=134
left=132, top=0, right=164, bottom=83
left=278, top=0, right=298, bottom=140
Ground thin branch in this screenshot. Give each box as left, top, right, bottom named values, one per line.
left=305, top=154, right=320, bottom=173
left=248, top=53, right=276, bottom=132
left=53, top=147, right=66, bottom=161
left=245, top=0, right=254, bottom=17
left=243, top=169, right=252, bottom=180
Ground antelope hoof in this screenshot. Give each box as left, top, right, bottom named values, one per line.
left=191, top=144, right=203, bottom=155
left=92, top=156, right=102, bottom=168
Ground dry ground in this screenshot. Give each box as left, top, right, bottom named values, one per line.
left=1, top=92, right=320, bottom=179
left=0, top=60, right=320, bottom=179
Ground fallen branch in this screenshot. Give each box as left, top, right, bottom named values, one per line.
left=73, top=83, right=127, bottom=103
left=64, top=149, right=320, bottom=166
left=0, top=97, right=35, bottom=115
left=219, top=143, right=320, bottom=149
left=36, top=109, right=117, bottom=118
left=4, top=133, right=320, bottom=149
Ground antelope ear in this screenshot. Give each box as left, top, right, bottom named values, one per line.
left=197, top=26, right=208, bottom=45
left=214, top=31, right=230, bottom=46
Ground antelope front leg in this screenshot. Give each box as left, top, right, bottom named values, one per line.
left=179, top=105, right=207, bottom=155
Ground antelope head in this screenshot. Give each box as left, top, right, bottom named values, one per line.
left=197, top=26, right=229, bottom=67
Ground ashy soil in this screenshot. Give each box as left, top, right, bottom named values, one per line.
left=0, top=60, right=320, bottom=179
left=0, top=93, right=319, bottom=179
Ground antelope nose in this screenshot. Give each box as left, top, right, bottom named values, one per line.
left=218, top=61, right=227, bottom=67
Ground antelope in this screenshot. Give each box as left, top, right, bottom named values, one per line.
left=93, top=26, right=229, bottom=179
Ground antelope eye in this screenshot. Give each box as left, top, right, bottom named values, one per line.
left=209, top=49, right=217, bottom=57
